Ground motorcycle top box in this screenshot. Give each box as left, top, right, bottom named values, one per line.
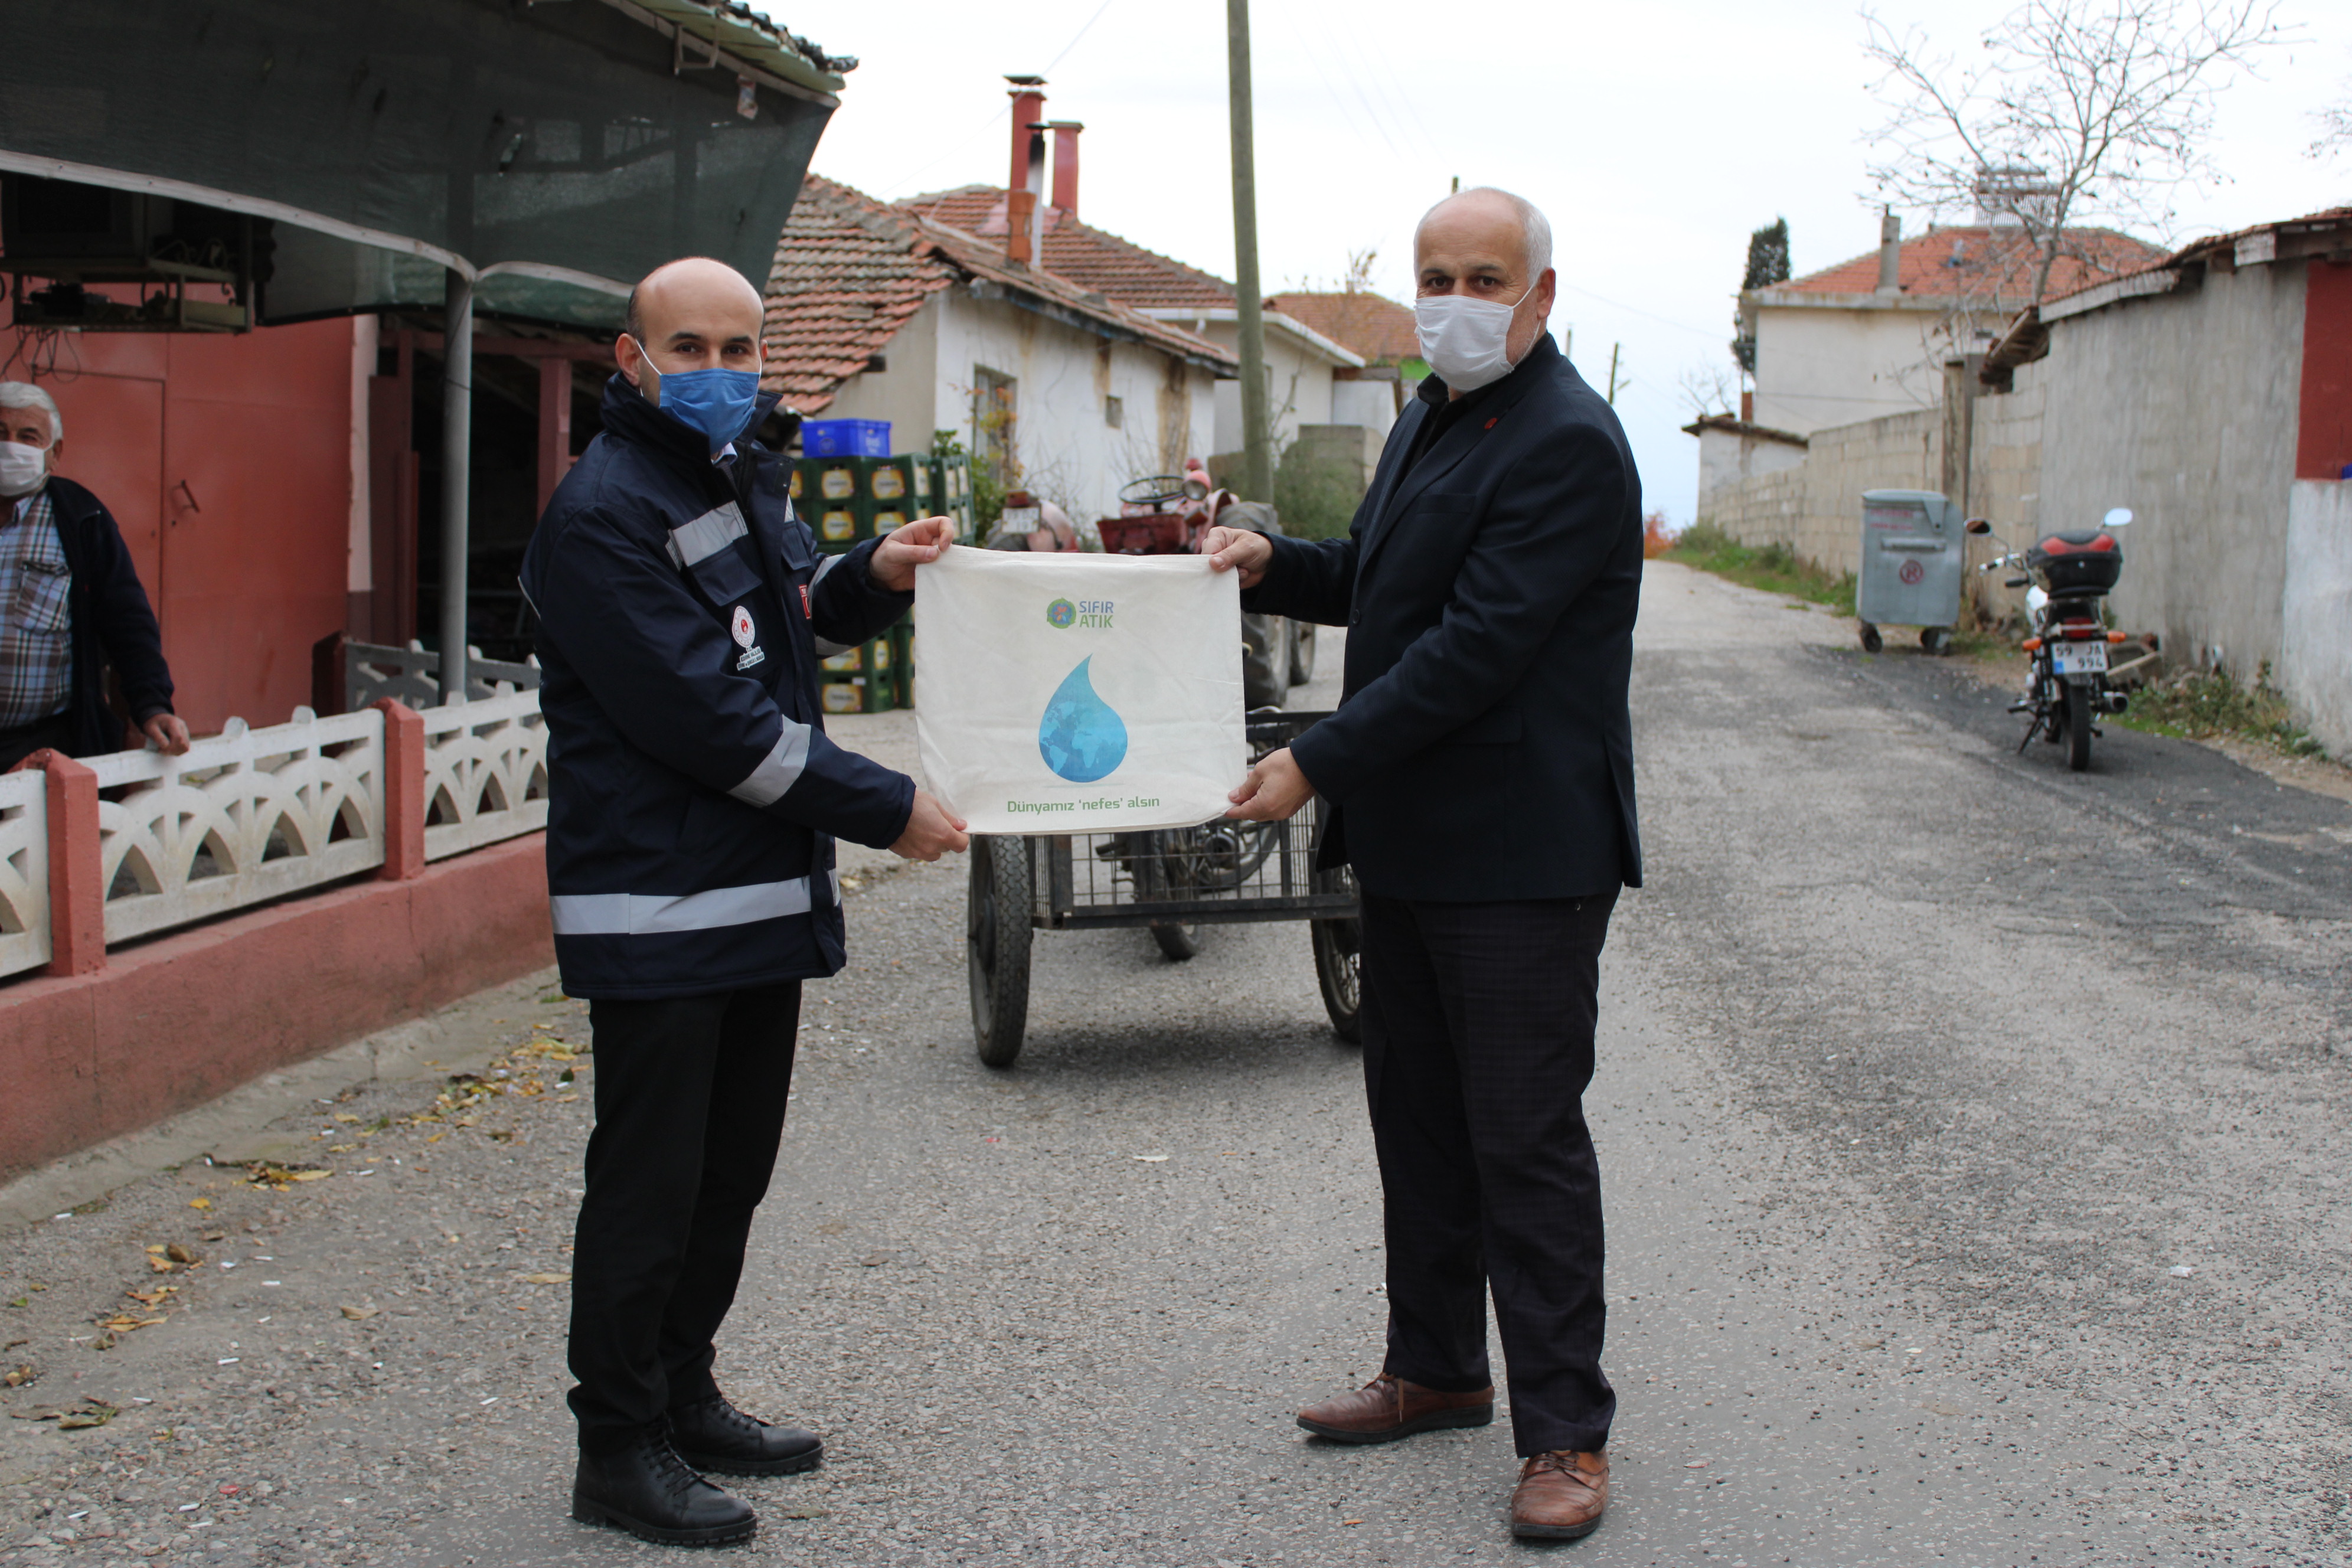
left=2027, top=530, right=2124, bottom=594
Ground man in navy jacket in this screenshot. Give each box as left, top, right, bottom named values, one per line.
left=522, top=258, right=965, bottom=1546
left=1206, top=188, right=1641, bottom=1544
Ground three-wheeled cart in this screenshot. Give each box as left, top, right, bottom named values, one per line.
left=964, top=711, right=1361, bottom=1067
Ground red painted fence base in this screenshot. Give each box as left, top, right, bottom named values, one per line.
left=0, top=835, right=553, bottom=1183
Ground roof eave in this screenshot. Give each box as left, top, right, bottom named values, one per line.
left=1136, top=306, right=1366, bottom=368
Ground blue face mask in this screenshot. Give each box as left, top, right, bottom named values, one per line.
left=643, top=362, right=761, bottom=452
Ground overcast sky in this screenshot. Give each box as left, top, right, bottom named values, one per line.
left=760, top=0, right=2352, bottom=525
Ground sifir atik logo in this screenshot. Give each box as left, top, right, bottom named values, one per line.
left=1046, top=597, right=1113, bottom=630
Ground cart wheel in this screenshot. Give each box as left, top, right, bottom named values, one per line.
left=1858, top=622, right=1883, bottom=654
left=967, top=837, right=1033, bottom=1069
left=1920, top=626, right=1951, bottom=655
left=1311, top=914, right=1362, bottom=1044
left=1151, top=922, right=1200, bottom=961
left=1242, top=610, right=1286, bottom=710
left=1289, top=619, right=1316, bottom=686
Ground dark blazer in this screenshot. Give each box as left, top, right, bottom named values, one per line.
left=1245, top=334, right=1642, bottom=901
left=40, top=476, right=175, bottom=757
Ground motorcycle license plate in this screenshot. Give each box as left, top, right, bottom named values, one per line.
left=2052, top=640, right=2109, bottom=676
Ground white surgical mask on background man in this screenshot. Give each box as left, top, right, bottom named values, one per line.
left=0, top=440, right=47, bottom=499
left=1413, top=284, right=1536, bottom=394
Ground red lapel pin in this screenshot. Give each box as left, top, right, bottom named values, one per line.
left=1484, top=417, right=1498, bottom=430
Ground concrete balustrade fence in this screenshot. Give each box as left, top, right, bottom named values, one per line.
left=0, top=691, right=549, bottom=985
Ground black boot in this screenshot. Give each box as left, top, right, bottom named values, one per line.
left=573, top=1425, right=757, bottom=1546
left=667, top=1393, right=824, bottom=1477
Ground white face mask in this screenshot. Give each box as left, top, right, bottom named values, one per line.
left=1413, top=283, right=1536, bottom=393
left=0, top=441, right=47, bottom=499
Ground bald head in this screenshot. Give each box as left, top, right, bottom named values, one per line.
left=1412, top=187, right=1557, bottom=398
left=1415, top=188, right=1552, bottom=282
left=616, top=257, right=766, bottom=411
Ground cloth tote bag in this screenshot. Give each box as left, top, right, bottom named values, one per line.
left=914, top=546, right=1245, bottom=835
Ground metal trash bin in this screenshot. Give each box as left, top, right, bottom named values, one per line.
left=1856, top=488, right=1964, bottom=654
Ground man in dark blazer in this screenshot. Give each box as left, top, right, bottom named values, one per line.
left=1204, top=187, right=1641, bottom=1543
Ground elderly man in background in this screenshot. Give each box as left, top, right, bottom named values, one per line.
left=0, top=382, right=187, bottom=770
left=1204, top=187, right=1643, bottom=1543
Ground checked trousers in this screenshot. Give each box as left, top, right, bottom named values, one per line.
left=567, top=982, right=800, bottom=1452
left=1358, top=888, right=1619, bottom=1457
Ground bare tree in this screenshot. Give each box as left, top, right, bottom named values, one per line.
left=1861, top=0, right=2286, bottom=311
left=1677, top=362, right=1742, bottom=420
left=2311, top=93, right=2352, bottom=159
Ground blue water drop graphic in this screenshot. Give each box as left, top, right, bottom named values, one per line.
left=1037, top=656, right=1128, bottom=783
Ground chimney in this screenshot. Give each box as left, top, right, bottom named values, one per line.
left=1740, top=390, right=1754, bottom=423
left=1002, top=77, right=1050, bottom=266
left=1877, top=208, right=1902, bottom=294
left=1004, top=76, right=1046, bottom=194
left=1048, top=120, right=1084, bottom=218
left=1007, top=187, right=1035, bottom=265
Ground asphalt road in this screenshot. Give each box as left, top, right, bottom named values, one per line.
left=2, top=562, right=2347, bottom=1566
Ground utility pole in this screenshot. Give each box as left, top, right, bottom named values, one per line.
left=1606, top=342, right=1627, bottom=406
left=1226, top=0, right=1272, bottom=503
left=440, top=268, right=473, bottom=703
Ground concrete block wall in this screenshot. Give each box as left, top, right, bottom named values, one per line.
left=1696, top=407, right=1944, bottom=579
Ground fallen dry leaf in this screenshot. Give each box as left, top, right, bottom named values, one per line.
left=164, top=1243, right=199, bottom=1265
left=339, top=1305, right=380, bottom=1321
left=95, top=1314, right=164, bottom=1334
left=288, top=1171, right=331, bottom=1182
left=520, top=1272, right=571, bottom=1285
left=332, top=1113, right=361, bottom=1124
left=2, top=1365, right=33, bottom=1389
left=124, top=1286, right=178, bottom=1307
left=56, top=1402, right=117, bottom=1430
left=145, top=1256, right=177, bottom=1275
left=187, top=1197, right=211, bottom=1211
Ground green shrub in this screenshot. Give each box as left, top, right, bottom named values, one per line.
left=2124, top=661, right=2328, bottom=758
left=1662, top=520, right=1856, bottom=616
left=1272, top=443, right=1364, bottom=541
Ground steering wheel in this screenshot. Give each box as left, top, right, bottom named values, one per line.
left=1119, top=475, right=1191, bottom=508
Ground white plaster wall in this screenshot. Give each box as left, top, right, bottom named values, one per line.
left=925, top=288, right=1215, bottom=522
left=1695, top=425, right=1808, bottom=499
left=801, top=290, right=945, bottom=455
left=2281, top=479, right=2352, bottom=755
left=2038, top=260, right=2307, bottom=678
left=1201, top=323, right=1337, bottom=456
left=1331, top=380, right=1400, bottom=434
left=1752, top=302, right=1952, bottom=436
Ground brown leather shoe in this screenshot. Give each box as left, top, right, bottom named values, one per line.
left=1510, top=1449, right=1609, bottom=1540
left=1295, top=1372, right=1494, bottom=1444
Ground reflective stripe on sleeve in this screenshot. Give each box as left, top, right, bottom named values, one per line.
left=549, top=876, right=814, bottom=936
left=666, top=502, right=750, bottom=569
left=728, top=721, right=811, bottom=808
left=809, top=553, right=845, bottom=589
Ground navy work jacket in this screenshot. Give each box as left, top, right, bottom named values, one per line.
left=522, top=377, right=916, bottom=999
left=1244, top=335, right=1643, bottom=901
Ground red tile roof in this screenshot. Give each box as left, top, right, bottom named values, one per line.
left=763, top=176, right=1231, bottom=414
left=763, top=175, right=953, bottom=413
left=900, top=185, right=1237, bottom=311
left=1264, top=290, right=1420, bottom=365
left=1764, top=226, right=2167, bottom=305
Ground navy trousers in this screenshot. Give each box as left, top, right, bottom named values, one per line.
left=567, top=982, right=801, bottom=1451
left=1358, top=889, right=1619, bottom=1456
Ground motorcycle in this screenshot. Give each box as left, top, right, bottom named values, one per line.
left=1965, top=506, right=2135, bottom=772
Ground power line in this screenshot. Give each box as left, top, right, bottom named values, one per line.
left=874, top=0, right=1123, bottom=199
